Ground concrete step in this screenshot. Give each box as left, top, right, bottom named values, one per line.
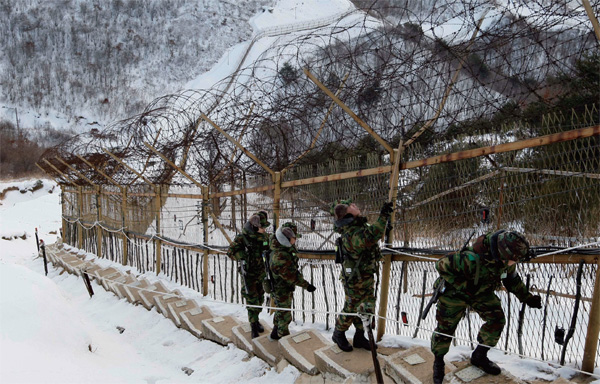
left=179, top=306, right=216, bottom=338
left=108, top=274, right=139, bottom=299
left=154, top=290, right=185, bottom=315
left=314, top=343, right=386, bottom=382
left=93, top=268, right=123, bottom=290
left=166, top=299, right=199, bottom=328
left=231, top=321, right=272, bottom=355
left=201, top=316, right=241, bottom=346
left=446, top=360, right=524, bottom=384
left=136, top=280, right=170, bottom=309
left=252, top=333, right=283, bottom=367
left=384, top=346, right=456, bottom=384
left=279, top=330, right=332, bottom=375
left=124, top=278, right=169, bottom=310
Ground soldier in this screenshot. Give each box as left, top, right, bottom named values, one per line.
left=227, top=211, right=271, bottom=338
left=269, top=222, right=316, bottom=340
left=431, top=230, right=542, bottom=384
left=332, top=200, right=394, bottom=352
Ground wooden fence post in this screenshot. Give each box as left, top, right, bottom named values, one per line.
left=202, top=185, right=210, bottom=296
left=582, top=257, right=600, bottom=373
left=273, top=171, right=282, bottom=229
left=121, top=187, right=128, bottom=266
left=377, top=144, right=403, bottom=341
left=77, top=186, right=83, bottom=249
left=60, top=185, right=67, bottom=244
left=96, top=186, right=102, bottom=258
left=155, top=185, right=162, bottom=275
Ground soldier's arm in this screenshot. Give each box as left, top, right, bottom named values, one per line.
left=436, top=252, right=476, bottom=292
left=359, top=215, right=388, bottom=247
left=270, top=250, right=310, bottom=289
left=227, top=235, right=245, bottom=262
left=502, top=264, right=531, bottom=302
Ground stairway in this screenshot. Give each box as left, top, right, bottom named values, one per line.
left=41, top=242, right=565, bottom=384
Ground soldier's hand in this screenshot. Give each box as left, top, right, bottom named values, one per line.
left=525, top=294, right=542, bottom=309
left=380, top=201, right=394, bottom=216
left=306, top=284, right=316, bottom=293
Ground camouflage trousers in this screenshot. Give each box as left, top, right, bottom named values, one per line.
left=241, top=273, right=265, bottom=323
left=335, top=272, right=375, bottom=332
left=272, top=281, right=294, bottom=337
left=431, top=289, right=506, bottom=357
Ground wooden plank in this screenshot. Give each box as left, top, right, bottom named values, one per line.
left=201, top=113, right=275, bottom=177
left=402, top=125, right=600, bottom=170
left=281, top=165, right=392, bottom=188
left=143, top=142, right=205, bottom=189
left=102, top=147, right=153, bottom=185
left=56, top=157, right=96, bottom=186
left=304, top=68, right=393, bottom=154
left=76, top=155, right=121, bottom=187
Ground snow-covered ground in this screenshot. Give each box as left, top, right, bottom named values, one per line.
left=2, top=179, right=599, bottom=383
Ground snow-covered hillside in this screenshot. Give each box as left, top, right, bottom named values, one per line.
left=0, top=0, right=273, bottom=134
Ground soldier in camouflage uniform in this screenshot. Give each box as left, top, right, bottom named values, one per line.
left=227, top=211, right=271, bottom=338
left=268, top=222, right=316, bottom=340
left=431, top=230, right=542, bottom=384
left=331, top=200, right=394, bottom=352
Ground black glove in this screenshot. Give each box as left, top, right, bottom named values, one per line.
left=306, top=284, right=316, bottom=293
left=380, top=201, right=394, bottom=216
left=525, top=295, right=542, bottom=309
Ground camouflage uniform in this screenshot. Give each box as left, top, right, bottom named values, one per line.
left=269, top=223, right=311, bottom=338
left=227, top=218, right=270, bottom=324
left=334, top=212, right=388, bottom=332
left=431, top=231, right=536, bottom=357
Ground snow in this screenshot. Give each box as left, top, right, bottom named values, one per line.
left=2, top=0, right=600, bottom=381
left=2, top=179, right=599, bottom=383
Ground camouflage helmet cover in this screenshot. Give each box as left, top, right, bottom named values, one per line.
left=496, top=231, right=530, bottom=262
left=329, top=199, right=352, bottom=217
left=256, top=210, right=270, bottom=228
left=281, top=222, right=302, bottom=238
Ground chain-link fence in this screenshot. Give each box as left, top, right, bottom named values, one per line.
left=47, top=0, right=600, bottom=371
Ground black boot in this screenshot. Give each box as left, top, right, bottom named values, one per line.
left=270, top=325, right=280, bottom=340
left=332, top=330, right=353, bottom=352
left=257, top=322, right=264, bottom=333
left=353, top=329, right=374, bottom=350
left=471, top=345, right=501, bottom=375
left=250, top=322, right=260, bottom=339
left=433, top=355, right=445, bottom=384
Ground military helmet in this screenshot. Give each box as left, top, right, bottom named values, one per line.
left=256, top=210, right=271, bottom=228
left=329, top=199, right=352, bottom=217
left=281, top=222, right=302, bottom=239
left=493, top=230, right=531, bottom=263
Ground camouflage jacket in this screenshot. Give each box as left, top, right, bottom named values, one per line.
left=334, top=214, right=387, bottom=277
left=227, top=222, right=270, bottom=276
left=435, top=248, right=532, bottom=302
left=269, top=230, right=309, bottom=289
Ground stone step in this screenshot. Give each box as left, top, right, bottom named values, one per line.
left=92, top=268, right=123, bottom=290
left=446, top=361, right=524, bottom=384
left=231, top=321, right=272, bottom=355
left=81, top=262, right=103, bottom=277
left=252, top=334, right=283, bottom=367
left=99, top=271, right=126, bottom=291
left=279, top=330, right=332, bottom=375
left=314, top=342, right=386, bottom=381
left=166, top=299, right=199, bottom=328
left=179, top=306, right=216, bottom=338
left=136, top=280, right=170, bottom=309
left=154, top=290, right=185, bottom=315
left=108, top=274, right=139, bottom=299
left=201, top=316, right=241, bottom=346
left=384, top=346, right=456, bottom=384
